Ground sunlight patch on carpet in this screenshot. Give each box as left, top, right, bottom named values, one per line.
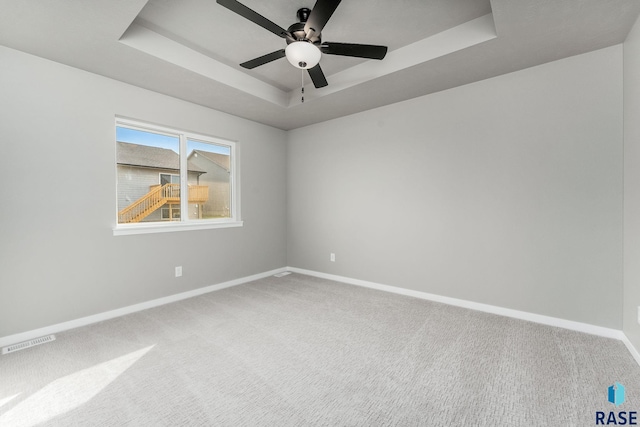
left=0, top=345, right=154, bottom=427
left=0, top=393, right=21, bottom=409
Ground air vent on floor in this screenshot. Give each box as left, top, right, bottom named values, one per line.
left=273, top=271, right=291, bottom=278
left=2, top=335, right=56, bottom=355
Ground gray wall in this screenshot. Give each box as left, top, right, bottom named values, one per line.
left=287, top=46, right=623, bottom=328
left=0, top=41, right=628, bottom=338
left=0, top=46, right=287, bottom=337
left=624, top=16, right=640, bottom=349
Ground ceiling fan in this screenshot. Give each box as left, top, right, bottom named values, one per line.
left=216, top=0, right=388, bottom=89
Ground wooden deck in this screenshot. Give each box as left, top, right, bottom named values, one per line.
left=118, top=184, right=209, bottom=223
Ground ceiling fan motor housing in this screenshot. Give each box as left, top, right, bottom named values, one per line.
left=287, top=21, right=321, bottom=44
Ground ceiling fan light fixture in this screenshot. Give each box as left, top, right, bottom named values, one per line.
left=285, top=41, right=321, bottom=69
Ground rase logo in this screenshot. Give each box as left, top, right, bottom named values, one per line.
left=596, top=382, right=637, bottom=425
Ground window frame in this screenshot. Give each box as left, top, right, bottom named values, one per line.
left=113, top=117, right=242, bottom=236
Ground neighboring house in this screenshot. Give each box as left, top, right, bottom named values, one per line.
left=116, top=142, right=208, bottom=223
left=187, top=149, right=231, bottom=218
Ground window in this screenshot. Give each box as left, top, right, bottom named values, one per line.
left=161, top=207, right=180, bottom=220
left=160, top=174, right=180, bottom=185
left=114, top=118, right=241, bottom=235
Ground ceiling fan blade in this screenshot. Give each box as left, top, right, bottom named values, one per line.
left=321, top=42, right=388, bottom=60
left=307, top=64, right=328, bottom=88
left=240, top=49, right=286, bottom=69
left=216, top=0, right=290, bottom=39
left=304, top=0, right=342, bottom=36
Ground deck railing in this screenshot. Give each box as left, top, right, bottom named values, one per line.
left=118, top=184, right=209, bottom=223
left=187, top=185, right=208, bottom=203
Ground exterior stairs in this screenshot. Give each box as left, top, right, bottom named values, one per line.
left=118, top=183, right=208, bottom=223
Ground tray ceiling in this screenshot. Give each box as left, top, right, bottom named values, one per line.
left=1, top=0, right=639, bottom=130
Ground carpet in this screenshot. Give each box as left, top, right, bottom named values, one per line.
left=1, top=273, right=638, bottom=426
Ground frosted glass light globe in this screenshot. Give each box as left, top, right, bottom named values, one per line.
left=285, top=41, right=321, bottom=69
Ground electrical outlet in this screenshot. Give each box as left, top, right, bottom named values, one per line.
left=175, top=266, right=182, bottom=277
left=330, top=253, right=335, bottom=262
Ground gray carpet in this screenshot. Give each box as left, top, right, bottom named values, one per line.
left=1, top=273, right=639, bottom=426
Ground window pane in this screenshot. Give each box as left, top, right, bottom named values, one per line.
left=116, top=127, right=181, bottom=223
left=187, top=138, right=232, bottom=220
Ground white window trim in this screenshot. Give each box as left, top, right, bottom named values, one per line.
left=113, top=219, right=243, bottom=236
left=113, top=117, right=242, bottom=236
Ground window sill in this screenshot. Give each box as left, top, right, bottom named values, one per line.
left=113, top=220, right=243, bottom=236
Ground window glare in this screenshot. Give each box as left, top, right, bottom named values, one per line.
left=186, top=139, right=232, bottom=220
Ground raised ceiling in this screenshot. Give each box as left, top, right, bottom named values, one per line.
left=1, top=0, right=639, bottom=130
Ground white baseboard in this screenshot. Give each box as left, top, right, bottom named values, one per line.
left=621, top=334, right=640, bottom=366
left=0, top=267, right=287, bottom=349
left=5, top=265, right=640, bottom=368
left=287, top=267, right=624, bottom=341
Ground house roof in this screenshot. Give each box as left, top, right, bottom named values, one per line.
left=117, top=141, right=206, bottom=173
left=190, top=150, right=231, bottom=172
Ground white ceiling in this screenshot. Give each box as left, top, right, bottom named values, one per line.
left=1, top=0, right=639, bottom=130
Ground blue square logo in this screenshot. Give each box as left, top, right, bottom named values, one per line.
left=608, top=382, right=626, bottom=407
